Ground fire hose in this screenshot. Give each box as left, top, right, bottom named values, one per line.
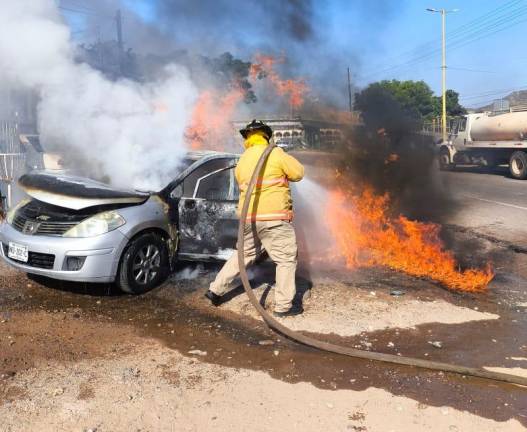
left=237, top=143, right=527, bottom=387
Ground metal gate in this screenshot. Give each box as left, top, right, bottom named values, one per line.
left=0, top=122, right=26, bottom=209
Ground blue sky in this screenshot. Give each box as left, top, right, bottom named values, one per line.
left=345, top=0, right=526, bottom=108
left=306, top=0, right=527, bottom=108
left=64, top=0, right=527, bottom=109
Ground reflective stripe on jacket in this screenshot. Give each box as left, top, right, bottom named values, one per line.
left=235, top=137, right=304, bottom=222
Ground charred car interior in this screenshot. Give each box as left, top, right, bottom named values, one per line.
left=0, top=151, right=240, bottom=294
left=166, top=154, right=240, bottom=261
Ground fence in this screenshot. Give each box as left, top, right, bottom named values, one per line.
left=0, top=122, right=20, bottom=152
left=0, top=122, right=26, bottom=208
left=421, top=117, right=452, bottom=136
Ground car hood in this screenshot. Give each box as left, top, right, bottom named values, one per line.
left=18, top=171, right=150, bottom=210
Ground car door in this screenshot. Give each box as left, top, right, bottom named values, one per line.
left=176, top=158, right=239, bottom=260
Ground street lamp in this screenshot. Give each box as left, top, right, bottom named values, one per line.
left=427, top=7, right=458, bottom=143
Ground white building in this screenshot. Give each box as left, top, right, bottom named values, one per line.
left=232, top=116, right=347, bottom=151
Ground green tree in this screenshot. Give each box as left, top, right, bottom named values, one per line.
left=355, top=80, right=435, bottom=121
left=431, top=89, right=467, bottom=117
left=354, top=80, right=435, bottom=133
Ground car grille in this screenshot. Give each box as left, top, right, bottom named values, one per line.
left=11, top=214, right=77, bottom=236
left=2, top=243, right=55, bottom=269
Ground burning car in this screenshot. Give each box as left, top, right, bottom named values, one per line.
left=0, top=151, right=240, bottom=294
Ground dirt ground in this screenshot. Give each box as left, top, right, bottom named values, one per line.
left=1, top=224, right=527, bottom=431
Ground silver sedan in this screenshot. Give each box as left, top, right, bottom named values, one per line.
left=0, top=151, right=240, bottom=294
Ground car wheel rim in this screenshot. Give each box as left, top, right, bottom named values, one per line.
left=132, top=244, right=161, bottom=285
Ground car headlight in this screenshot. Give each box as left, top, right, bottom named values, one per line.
left=63, top=210, right=126, bottom=238
left=6, top=199, right=30, bottom=225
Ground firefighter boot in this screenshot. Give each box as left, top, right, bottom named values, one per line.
left=204, top=290, right=222, bottom=307
left=273, top=304, right=303, bottom=317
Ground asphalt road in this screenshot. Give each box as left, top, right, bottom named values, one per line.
left=438, top=166, right=527, bottom=249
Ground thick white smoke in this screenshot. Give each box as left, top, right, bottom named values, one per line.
left=0, top=0, right=198, bottom=190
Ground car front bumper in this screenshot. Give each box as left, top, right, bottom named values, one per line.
left=0, top=221, right=129, bottom=283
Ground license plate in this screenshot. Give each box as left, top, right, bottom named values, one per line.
left=8, top=242, right=28, bottom=263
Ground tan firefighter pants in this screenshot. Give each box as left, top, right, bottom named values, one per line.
left=209, top=220, right=298, bottom=313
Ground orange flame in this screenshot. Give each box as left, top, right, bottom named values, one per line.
left=250, top=54, right=308, bottom=108
left=185, top=89, right=244, bottom=151
left=326, top=186, right=494, bottom=292
left=384, top=153, right=399, bottom=164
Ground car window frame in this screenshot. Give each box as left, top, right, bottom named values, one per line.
left=193, top=166, right=235, bottom=201
left=168, top=157, right=237, bottom=200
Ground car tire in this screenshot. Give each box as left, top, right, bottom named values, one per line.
left=509, top=151, right=527, bottom=180
left=439, top=148, right=455, bottom=171
left=117, top=232, right=169, bottom=295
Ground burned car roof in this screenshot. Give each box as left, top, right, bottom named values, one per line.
left=19, top=171, right=150, bottom=210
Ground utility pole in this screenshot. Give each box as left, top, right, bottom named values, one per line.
left=115, top=9, right=124, bottom=75
left=441, top=9, right=447, bottom=143
left=95, top=24, right=104, bottom=71
left=427, top=8, right=458, bottom=143
left=347, top=67, right=353, bottom=113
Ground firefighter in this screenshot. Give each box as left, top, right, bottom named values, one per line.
left=205, top=120, right=305, bottom=317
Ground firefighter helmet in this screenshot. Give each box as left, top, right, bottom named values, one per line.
left=239, top=119, right=273, bottom=140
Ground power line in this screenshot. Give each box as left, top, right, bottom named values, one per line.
left=447, top=66, right=497, bottom=74
left=358, top=1, right=527, bottom=82
left=462, top=88, right=518, bottom=98
left=462, top=90, right=527, bottom=108
left=60, top=0, right=95, bottom=13
left=58, top=2, right=114, bottom=20
left=444, top=14, right=527, bottom=53
left=360, top=0, right=523, bottom=77
left=464, top=94, right=525, bottom=108
left=419, top=2, right=526, bottom=62
left=58, top=6, right=98, bottom=16
left=445, top=5, right=527, bottom=49
left=442, top=0, right=524, bottom=40
left=460, top=86, right=527, bottom=101
left=384, top=6, right=527, bottom=76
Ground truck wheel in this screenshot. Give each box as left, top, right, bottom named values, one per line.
left=509, top=151, right=527, bottom=180
left=117, top=232, right=169, bottom=294
left=439, top=148, right=455, bottom=171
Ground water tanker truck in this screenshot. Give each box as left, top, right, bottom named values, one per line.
left=438, top=107, right=527, bottom=179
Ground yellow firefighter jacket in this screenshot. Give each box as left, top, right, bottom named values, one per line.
left=235, top=132, right=304, bottom=222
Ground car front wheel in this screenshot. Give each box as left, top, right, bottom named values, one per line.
left=117, top=232, right=169, bottom=294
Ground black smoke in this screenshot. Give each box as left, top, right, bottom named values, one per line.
left=336, top=86, right=458, bottom=223
left=152, top=0, right=315, bottom=45
left=72, top=0, right=401, bottom=110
